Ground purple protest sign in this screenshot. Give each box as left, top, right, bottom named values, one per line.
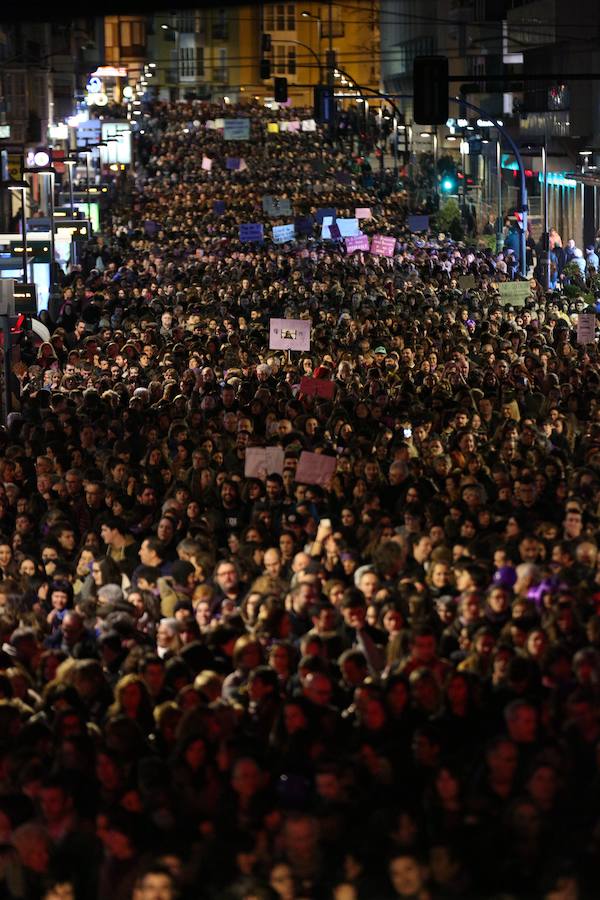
left=370, top=235, right=396, bottom=257
left=345, top=234, right=370, bottom=253
left=213, top=200, right=226, bottom=215
left=239, top=223, right=264, bottom=242
left=329, top=223, right=341, bottom=240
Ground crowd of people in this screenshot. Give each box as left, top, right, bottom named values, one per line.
left=0, top=98, right=599, bottom=899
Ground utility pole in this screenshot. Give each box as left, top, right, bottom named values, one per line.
left=326, top=0, right=335, bottom=141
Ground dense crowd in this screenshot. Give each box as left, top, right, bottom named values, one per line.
left=0, top=98, right=599, bottom=899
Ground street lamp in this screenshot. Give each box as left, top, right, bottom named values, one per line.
left=24, top=166, right=57, bottom=295
left=302, top=8, right=335, bottom=134
left=4, top=179, right=30, bottom=285
left=63, top=158, right=78, bottom=217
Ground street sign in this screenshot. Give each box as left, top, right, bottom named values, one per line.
left=13, top=283, right=37, bottom=316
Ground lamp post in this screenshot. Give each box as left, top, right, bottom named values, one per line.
left=64, top=158, right=77, bottom=217
left=5, top=179, right=30, bottom=285
left=25, top=166, right=57, bottom=296
left=79, top=148, right=92, bottom=219
left=302, top=9, right=335, bottom=136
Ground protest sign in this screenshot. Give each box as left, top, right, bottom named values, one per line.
left=201, top=156, right=212, bottom=172
left=370, top=235, right=396, bottom=257
left=315, top=208, right=336, bottom=224
left=328, top=223, right=341, bottom=240
left=266, top=198, right=292, bottom=217
left=458, top=275, right=476, bottom=291
left=244, top=447, right=285, bottom=480
left=355, top=208, right=372, bottom=219
left=227, top=158, right=247, bottom=171
left=267, top=122, right=279, bottom=133
left=213, top=118, right=225, bottom=129
left=285, top=120, right=301, bottom=132
left=301, top=119, right=317, bottom=132
left=321, top=217, right=359, bottom=239
left=300, top=377, right=335, bottom=399
left=577, top=312, right=596, bottom=344
left=407, top=214, right=429, bottom=232
left=223, top=118, right=250, bottom=140
left=213, top=200, right=226, bottom=215
left=295, top=216, right=314, bottom=235
left=345, top=234, right=370, bottom=253
left=239, top=223, right=264, bottom=242
left=495, top=282, right=532, bottom=307
left=269, top=318, right=311, bottom=351
left=295, top=452, right=337, bottom=487
left=272, top=223, right=296, bottom=243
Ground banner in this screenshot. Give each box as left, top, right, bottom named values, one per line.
left=224, top=118, right=250, bottom=140
left=269, top=318, right=311, bottom=351
left=370, top=235, right=396, bottom=257
left=295, top=452, right=337, bottom=486
left=345, top=234, right=370, bottom=253
left=272, top=223, right=296, bottom=243
left=201, top=156, right=212, bottom=172
left=239, top=223, right=264, bottom=242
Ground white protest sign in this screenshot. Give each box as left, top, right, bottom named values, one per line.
left=245, top=447, right=285, bottom=480
left=301, top=119, right=317, bottom=132
left=201, top=156, right=212, bottom=171
left=269, top=318, right=311, bottom=351
left=272, top=223, right=296, bottom=243
left=321, top=217, right=359, bottom=239
left=495, top=282, right=532, bottom=307
left=577, top=312, right=596, bottom=344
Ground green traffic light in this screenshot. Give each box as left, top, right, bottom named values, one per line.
left=441, top=178, right=455, bottom=192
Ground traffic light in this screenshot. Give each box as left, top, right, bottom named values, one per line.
left=260, top=58, right=271, bottom=80
left=261, top=33, right=271, bottom=52
left=274, top=77, right=288, bottom=103
left=439, top=158, right=457, bottom=194
left=413, top=56, right=449, bottom=125
left=313, top=85, right=333, bottom=124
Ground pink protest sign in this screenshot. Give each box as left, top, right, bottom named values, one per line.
left=269, top=318, right=311, bottom=352
left=355, top=207, right=372, bottom=219
left=300, top=377, right=335, bottom=399
left=295, top=452, right=337, bottom=487
left=345, top=234, right=370, bottom=254
left=244, top=447, right=285, bottom=480
left=370, top=235, right=396, bottom=257
left=201, top=156, right=212, bottom=171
